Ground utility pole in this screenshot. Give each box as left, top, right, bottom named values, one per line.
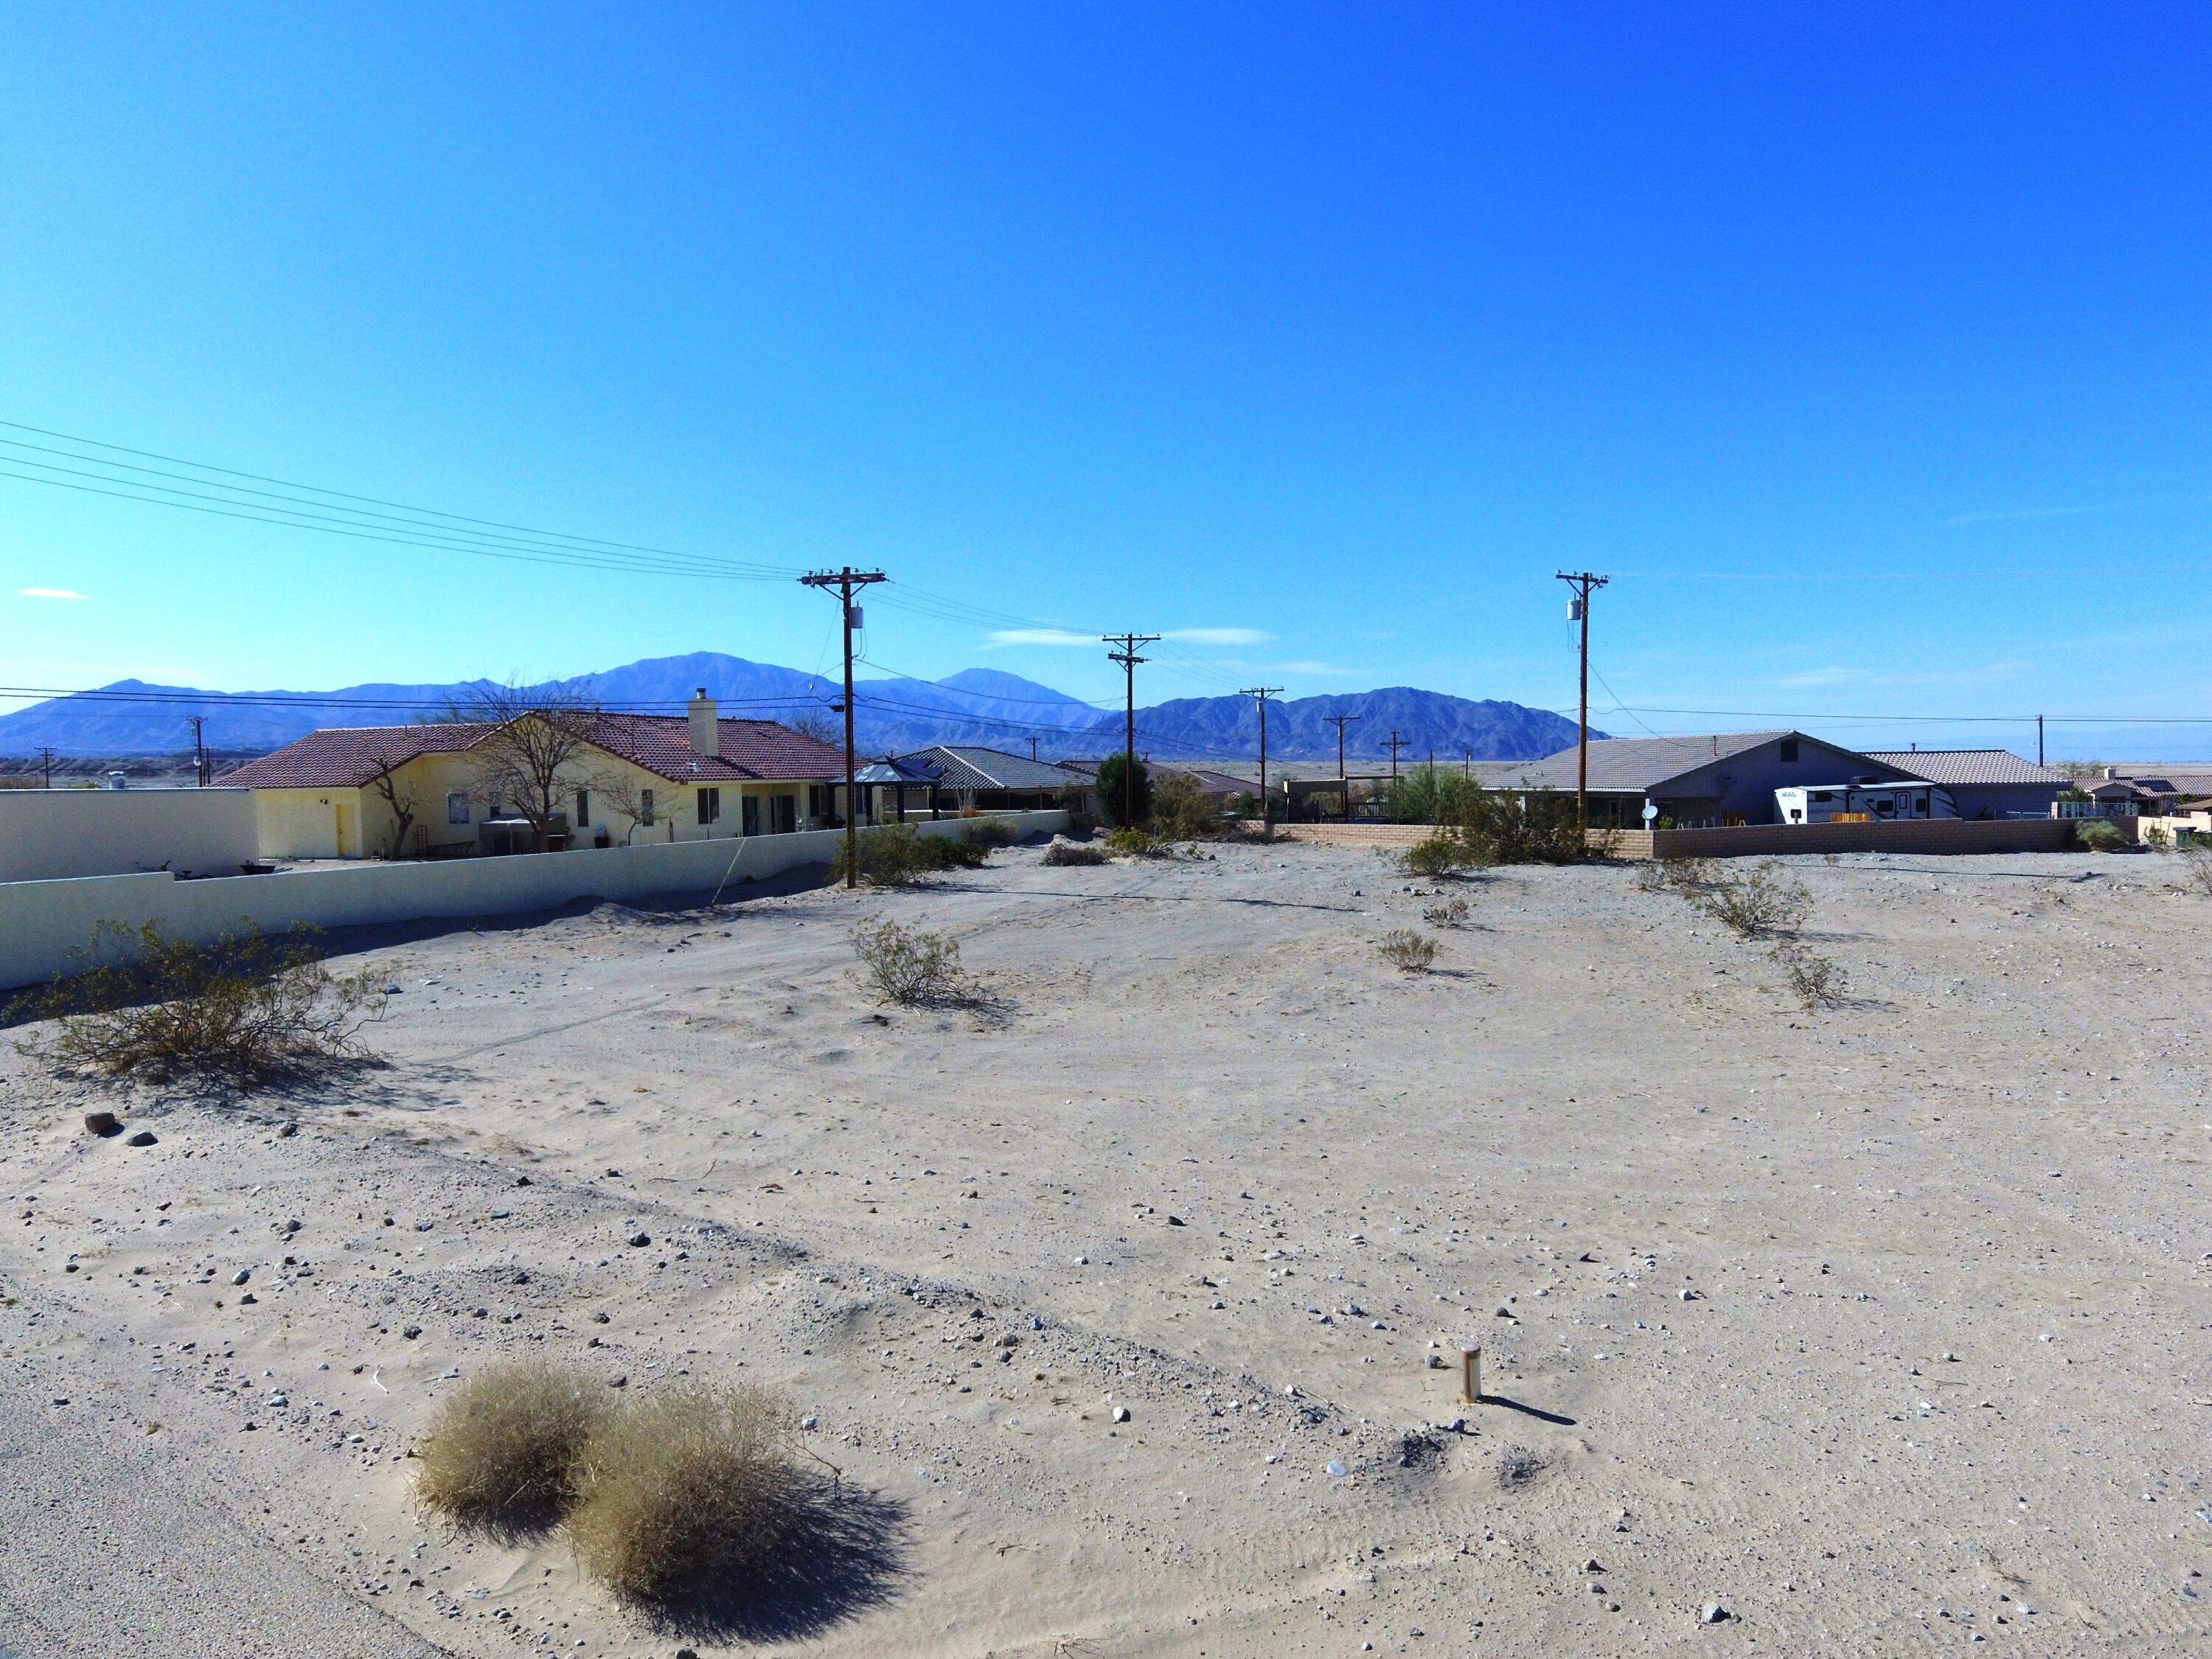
left=799, top=566, right=888, bottom=888
left=1382, top=728, right=1408, bottom=781
left=37, top=745, right=56, bottom=788
left=1556, top=571, right=1610, bottom=844
left=187, top=716, right=209, bottom=787
left=1326, top=712, right=1360, bottom=820
left=1030, top=736, right=1038, bottom=762
left=1102, top=633, right=1161, bottom=827
left=1240, top=686, right=1281, bottom=837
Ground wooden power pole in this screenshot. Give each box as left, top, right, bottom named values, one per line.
left=1102, top=633, right=1161, bottom=827
left=1382, top=728, right=1408, bottom=781
left=187, top=716, right=209, bottom=787
left=800, top=566, right=888, bottom=887
left=36, top=745, right=56, bottom=788
left=1326, top=712, right=1360, bottom=820
left=1240, top=686, right=1281, bottom=838
left=1555, top=571, right=1610, bottom=843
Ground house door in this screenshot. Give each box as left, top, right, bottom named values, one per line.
left=772, top=794, right=796, bottom=834
left=742, top=795, right=762, bottom=836
left=334, top=803, right=354, bottom=858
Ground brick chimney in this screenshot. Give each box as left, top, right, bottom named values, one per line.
left=687, top=687, right=719, bottom=758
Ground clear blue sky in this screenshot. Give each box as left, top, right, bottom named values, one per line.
left=4, top=4, right=2210, bottom=756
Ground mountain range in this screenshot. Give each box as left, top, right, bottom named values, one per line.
left=0, top=651, right=1593, bottom=765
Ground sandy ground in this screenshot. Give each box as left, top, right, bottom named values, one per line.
left=4, top=840, right=2212, bottom=1657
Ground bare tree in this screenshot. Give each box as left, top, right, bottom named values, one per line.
left=451, top=682, right=602, bottom=852
left=789, top=703, right=838, bottom=746
left=585, top=761, right=669, bottom=846
left=363, top=744, right=419, bottom=860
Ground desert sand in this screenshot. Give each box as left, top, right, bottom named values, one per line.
left=4, top=840, right=2211, bottom=1656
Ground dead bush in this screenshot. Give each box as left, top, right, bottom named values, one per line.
left=13, top=921, right=386, bottom=1085
left=566, top=1383, right=798, bottom=1602
left=1773, top=942, right=1848, bottom=1011
left=416, top=1360, right=608, bottom=1534
left=1043, top=839, right=1108, bottom=867
left=2184, top=842, right=2212, bottom=896
left=964, top=815, right=1020, bottom=849
left=1694, top=863, right=1812, bottom=939
left=1421, top=897, right=1471, bottom=928
left=1378, top=929, right=1438, bottom=973
left=852, top=919, right=964, bottom=1006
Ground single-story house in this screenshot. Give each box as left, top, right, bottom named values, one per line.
left=221, top=690, right=848, bottom=859
left=892, top=746, right=1085, bottom=813
left=1480, top=731, right=1905, bottom=828
left=1861, top=750, right=2070, bottom=820
left=1053, top=757, right=1251, bottom=811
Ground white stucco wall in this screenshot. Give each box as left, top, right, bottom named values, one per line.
left=0, top=787, right=262, bottom=884
left=0, top=811, right=1065, bottom=989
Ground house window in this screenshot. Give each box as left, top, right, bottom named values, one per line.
left=772, top=794, right=796, bottom=833
left=445, top=791, right=470, bottom=827
left=808, top=784, right=831, bottom=818
left=639, top=788, right=655, bottom=827
left=742, top=794, right=762, bottom=836
left=698, top=787, right=721, bottom=825
left=574, top=789, right=590, bottom=828
left=1779, top=738, right=1799, bottom=762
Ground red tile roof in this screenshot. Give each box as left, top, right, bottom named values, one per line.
left=218, top=723, right=498, bottom=789
left=219, top=713, right=847, bottom=790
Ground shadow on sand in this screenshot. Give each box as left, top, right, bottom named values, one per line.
left=633, top=1473, right=914, bottom=1646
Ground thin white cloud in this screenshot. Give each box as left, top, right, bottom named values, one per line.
left=1163, top=627, right=1272, bottom=647
left=18, top=587, right=87, bottom=601
left=1775, top=659, right=2033, bottom=691
left=987, top=628, right=1096, bottom=647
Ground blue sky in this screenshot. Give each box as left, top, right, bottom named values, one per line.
left=4, top=4, right=2210, bottom=756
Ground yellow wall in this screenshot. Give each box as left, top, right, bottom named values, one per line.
left=248, top=734, right=832, bottom=860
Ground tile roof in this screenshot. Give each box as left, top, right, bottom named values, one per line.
left=219, top=713, right=845, bottom=790
left=1487, top=731, right=1798, bottom=793
left=1863, top=749, right=2069, bottom=787
left=897, top=745, right=1076, bottom=792
left=218, top=723, right=498, bottom=789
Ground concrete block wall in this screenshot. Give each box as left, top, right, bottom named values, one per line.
left=0, top=812, right=1065, bottom=990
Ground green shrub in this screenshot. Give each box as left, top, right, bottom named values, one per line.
left=1403, top=834, right=1476, bottom=878
left=852, top=919, right=965, bottom=1005
left=1383, top=763, right=1489, bottom=827
left=14, top=921, right=387, bottom=1084
left=1096, top=754, right=1152, bottom=829
left=1150, top=773, right=1219, bottom=840
left=1691, top=862, right=1812, bottom=939
left=830, top=824, right=989, bottom=884
left=2073, top=818, right=2124, bottom=852
left=1105, top=825, right=1168, bottom=858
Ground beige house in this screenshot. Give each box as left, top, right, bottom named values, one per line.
left=221, top=692, right=849, bottom=860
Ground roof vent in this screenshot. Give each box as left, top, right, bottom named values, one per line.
left=688, top=688, right=719, bottom=759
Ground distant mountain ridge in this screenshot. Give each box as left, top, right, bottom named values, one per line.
left=0, top=652, right=1590, bottom=765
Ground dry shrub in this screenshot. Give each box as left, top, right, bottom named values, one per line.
left=1422, top=897, right=1471, bottom=927
left=2184, top=842, right=2212, bottom=896
left=1378, top=929, right=1438, bottom=973
left=831, top=824, right=988, bottom=886
left=1773, top=942, right=1848, bottom=1011
left=1150, top=773, right=1220, bottom=840
left=416, top=1360, right=608, bottom=1534
left=1105, top=826, right=1169, bottom=858
left=1693, top=862, right=1812, bottom=939
left=1043, top=840, right=1108, bottom=867
left=852, top=919, right=964, bottom=1006
left=567, top=1383, right=797, bottom=1602
left=13, top=921, right=386, bottom=1085
left=964, top=815, right=1019, bottom=849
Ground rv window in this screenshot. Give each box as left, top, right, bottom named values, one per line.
left=1811, top=791, right=1833, bottom=802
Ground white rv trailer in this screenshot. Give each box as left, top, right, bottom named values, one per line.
left=1775, top=780, right=1958, bottom=825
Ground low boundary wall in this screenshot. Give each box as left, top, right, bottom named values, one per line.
left=0, top=812, right=1065, bottom=990
left=1638, top=817, right=2080, bottom=860
left=0, top=786, right=260, bottom=883
left=1273, top=823, right=1430, bottom=848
